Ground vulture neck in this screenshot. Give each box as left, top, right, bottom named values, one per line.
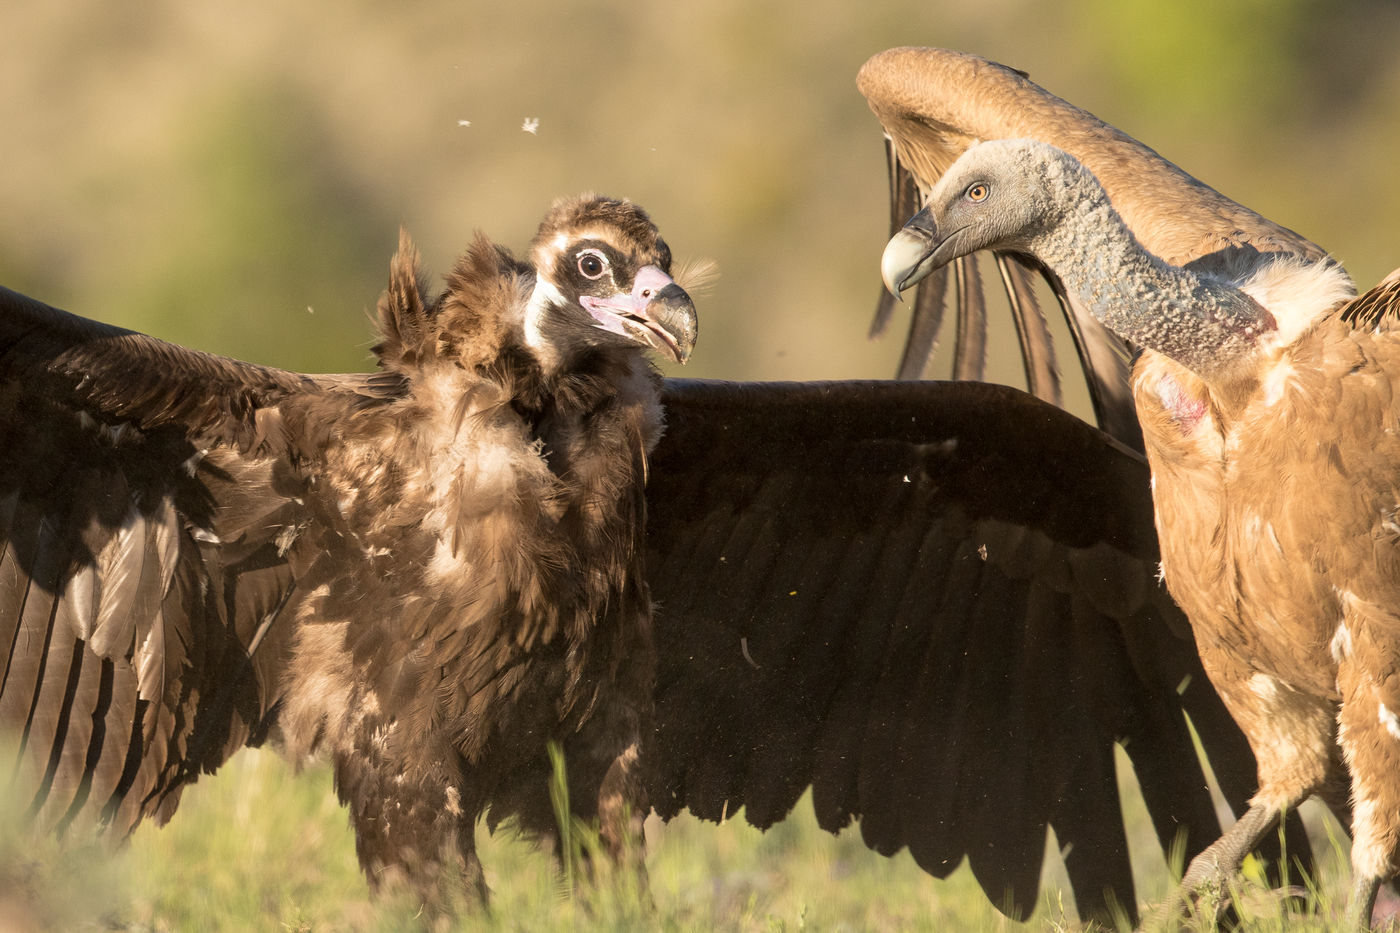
left=1029, top=182, right=1276, bottom=384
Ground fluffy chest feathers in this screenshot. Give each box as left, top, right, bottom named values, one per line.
left=1135, top=315, right=1400, bottom=695
left=323, top=354, right=662, bottom=639
left=274, top=354, right=663, bottom=775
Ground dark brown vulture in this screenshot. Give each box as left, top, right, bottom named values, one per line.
left=871, top=45, right=1400, bottom=928
left=1, top=194, right=699, bottom=905
left=0, top=186, right=1262, bottom=921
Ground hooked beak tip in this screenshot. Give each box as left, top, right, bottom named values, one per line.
left=647, top=282, right=698, bottom=364
left=880, top=227, right=934, bottom=297
left=582, top=267, right=697, bottom=363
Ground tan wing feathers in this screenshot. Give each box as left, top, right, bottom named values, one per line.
left=857, top=47, right=1330, bottom=268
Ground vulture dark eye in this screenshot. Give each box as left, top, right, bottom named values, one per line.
left=966, top=182, right=990, bottom=202
left=577, top=250, right=608, bottom=280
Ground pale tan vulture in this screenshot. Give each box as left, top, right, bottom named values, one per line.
left=872, top=45, right=1400, bottom=928
left=2, top=101, right=1272, bottom=925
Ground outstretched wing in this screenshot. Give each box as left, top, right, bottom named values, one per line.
left=859, top=47, right=1336, bottom=452
left=644, top=378, right=1263, bottom=924
left=0, top=286, right=346, bottom=835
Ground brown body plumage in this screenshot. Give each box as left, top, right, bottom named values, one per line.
left=1133, top=281, right=1400, bottom=924
left=871, top=46, right=1400, bottom=927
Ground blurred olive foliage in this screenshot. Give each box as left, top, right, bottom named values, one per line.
left=1, top=1, right=1396, bottom=383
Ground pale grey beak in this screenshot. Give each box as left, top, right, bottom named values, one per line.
left=880, top=206, right=945, bottom=296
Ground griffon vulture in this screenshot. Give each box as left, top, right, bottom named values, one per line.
left=873, top=46, right=1400, bottom=928
left=2, top=192, right=1258, bottom=920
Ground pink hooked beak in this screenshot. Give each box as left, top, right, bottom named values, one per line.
left=579, top=265, right=698, bottom=363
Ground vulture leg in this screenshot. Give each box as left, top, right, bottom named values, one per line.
left=334, top=730, right=486, bottom=911
left=491, top=708, right=650, bottom=894
left=551, top=714, right=649, bottom=891
left=1336, top=649, right=1400, bottom=932
left=1168, top=800, right=1284, bottom=921
left=1162, top=669, right=1345, bottom=923
left=1348, top=874, right=1382, bottom=933
left=595, top=740, right=646, bottom=871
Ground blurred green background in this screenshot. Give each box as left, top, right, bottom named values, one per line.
left=2, top=0, right=1396, bottom=386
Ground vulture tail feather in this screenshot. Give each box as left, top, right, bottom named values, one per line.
left=951, top=255, right=987, bottom=381
left=896, top=267, right=950, bottom=380
left=1049, top=288, right=1143, bottom=452
left=871, top=140, right=925, bottom=340
left=995, top=252, right=1062, bottom=407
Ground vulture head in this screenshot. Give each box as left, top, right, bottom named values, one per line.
left=524, top=194, right=698, bottom=366
left=879, top=138, right=1286, bottom=381
left=880, top=139, right=1087, bottom=296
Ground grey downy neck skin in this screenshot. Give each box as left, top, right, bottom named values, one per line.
left=1023, top=155, right=1275, bottom=381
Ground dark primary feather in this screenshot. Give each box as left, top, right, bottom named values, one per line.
left=869, top=137, right=913, bottom=342
left=994, top=252, right=1060, bottom=405
left=1339, top=267, right=1400, bottom=330
left=949, top=254, right=987, bottom=381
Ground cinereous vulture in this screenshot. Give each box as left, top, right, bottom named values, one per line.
left=872, top=45, right=1400, bottom=928
left=1, top=189, right=1263, bottom=921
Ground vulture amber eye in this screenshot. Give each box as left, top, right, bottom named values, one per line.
left=577, top=250, right=608, bottom=280
left=966, top=183, right=989, bottom=202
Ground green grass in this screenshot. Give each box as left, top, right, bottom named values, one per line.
left=0, top=746, right=1365, bottom=932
